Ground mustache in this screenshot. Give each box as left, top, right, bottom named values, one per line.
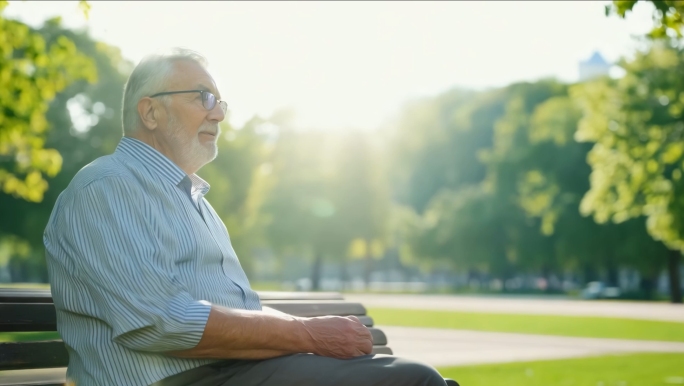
left=200, top=124, right=221, bottom=136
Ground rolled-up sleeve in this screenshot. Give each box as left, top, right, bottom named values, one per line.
left=54, top=176, right=211, bottom=352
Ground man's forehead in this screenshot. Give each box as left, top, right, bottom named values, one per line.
left=194, top=83, right=215, bottom=93
left=168, top=60, right=219, bottom=94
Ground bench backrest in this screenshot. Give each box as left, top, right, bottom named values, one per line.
left=0, top=289, right=390, bottom=372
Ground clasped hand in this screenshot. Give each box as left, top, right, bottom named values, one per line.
left=299, top=315, right=374, bottom=359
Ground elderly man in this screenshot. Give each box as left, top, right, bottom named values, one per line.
left=44, top=49, right=447, bottom=386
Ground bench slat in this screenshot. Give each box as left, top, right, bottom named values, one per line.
left=0, top=304, right=55, bottom=332
left=0, top=333, right=389, bottom=372
left=0, top=290, right=424, bottom=384
left=263, top=301, right=367, bottom=317
left=0, top=302, right=367, bottom=331
left=0, top=289, right=344, bottom=304
left=0, top=367, right=66, bottom=386
left=357, top=316, right=373, bottom=327
left=370, top=345, right=393, bottom=355
left=0, top=343, right=399, bottom=386
left=0, top=289, right=52, bottom=304
left=0, top=341, right=67, bottom=371
left=370, top=327, right=387, bottom=345
left=259, top=291, right=345, bottom=301
left=1, top=364, right=450, bottom=386
left=0, top=367, right=460, bottom=386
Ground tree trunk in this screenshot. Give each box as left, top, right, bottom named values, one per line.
left=501, top=264, right=514, bottom=293
left=364, top=238, right=373, bottom=290
left=541, top=265, right=553, bottom=293
left=340, top=257, right=348, bottom=292
left=582, top=263, right=598, bottom=284
left=277, top=253, right=285, bottom=283
left=8, top=257, right=23, bottom=283
left=363, top=256, right=372, bottom=290
left=466, top=269, right=481, bottom=291
left=668, top=250, right=683, bottom=304
left=311, top=252, right=322, bottom=291
left=606, top=262, right=619, bottom=288
left=639, top=272, right=657, bottom=300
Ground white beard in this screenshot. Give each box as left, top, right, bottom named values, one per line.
left=166, top=112, right=219, bottom=173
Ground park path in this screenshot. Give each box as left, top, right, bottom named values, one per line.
left=347, top=294, right=684, bottom=368
left=344, top=293, right=684, bottom=322
left=379, top=325, right=684, bottom=368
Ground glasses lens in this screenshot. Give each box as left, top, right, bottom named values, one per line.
left=202, top=92, right=217, bottom=110
left=219, top=101, right=228, bottom=114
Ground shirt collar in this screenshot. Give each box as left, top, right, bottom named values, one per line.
left=188, top=174, right=210, bottom=196
left=115, top=137, right=211, bottom=196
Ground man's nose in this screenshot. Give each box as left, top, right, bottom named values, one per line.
left=207, top=103, right=226, bottom=122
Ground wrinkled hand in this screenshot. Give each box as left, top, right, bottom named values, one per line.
left=299, top=315, right=373, bottom=359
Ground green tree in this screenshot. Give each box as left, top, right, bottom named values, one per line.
left=388, top=88, right=498, bottom=214
left=606, top=0, right=684, bottom=39
left=519, top=91, right=671, bottom=295
left=0, top=18, right=130, bottom=281
left=388, top=86, right=511, bottom=284
left=572, top=42, right=684, bottom=303
left=483, top=78, right=672, bottom=295
left=413, top=186, right=507, bottom=282
left=0, top=3, right=96, bottom=203
left=405, top=77, right=667, bottom=295
left=261, top=127, right=348, bottom=290
left=332, top=131, right=390, bottom=287
left=478, top=80, right=570, bottom=285
left=202, top=117, right=272, bottom=278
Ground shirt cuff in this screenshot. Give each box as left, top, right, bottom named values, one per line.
left=167, top=299, right=212, bottom=350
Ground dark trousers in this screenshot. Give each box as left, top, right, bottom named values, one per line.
left=153, top=354, right=447, bottom=386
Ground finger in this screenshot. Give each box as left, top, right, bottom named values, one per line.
left=361, top=328, right=373, bottom=341
left=359, top=340, right=372, bottom=354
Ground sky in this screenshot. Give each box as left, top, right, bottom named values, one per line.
left=4, top=1, right=655, bottom=132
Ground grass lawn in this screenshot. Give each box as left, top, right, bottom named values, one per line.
left=0, top=283, right=50, bottom=289
left=368, top=307, right=684, bottom=342
left=438, top=352, right=684, bottom=386
left=0, top=332, right=60, bottom=342
left=250, top=281, right=286, bottom=291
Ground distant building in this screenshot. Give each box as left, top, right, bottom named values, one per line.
left=579, top=51, right=611, bottom=81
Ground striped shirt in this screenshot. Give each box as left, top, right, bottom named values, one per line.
left=44, top=137, right=262, bottom=386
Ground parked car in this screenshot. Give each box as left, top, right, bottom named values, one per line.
left=581, top=281, right=621, bottom=299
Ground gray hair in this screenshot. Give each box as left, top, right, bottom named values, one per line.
left=121, top=48, right=208, bottom=134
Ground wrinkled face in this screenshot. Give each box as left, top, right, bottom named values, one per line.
left=160, top=60, right=225, bottom=173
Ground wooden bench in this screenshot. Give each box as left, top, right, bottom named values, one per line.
left=0, top=289, right=459, bottom=386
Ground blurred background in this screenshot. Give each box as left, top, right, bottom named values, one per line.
left=2, top=1, right=684, bottom=384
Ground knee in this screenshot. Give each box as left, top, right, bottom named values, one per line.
left=393, top=359, right=446, bottom=386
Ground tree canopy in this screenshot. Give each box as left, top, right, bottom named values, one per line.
left=0, top=2, right=96, bottom=202
left=1, top=1, right=682, bottom=302
left=606, top=0, right=684, bottom=39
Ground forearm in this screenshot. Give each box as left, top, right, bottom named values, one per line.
left=168, top=305, right=310, bottom=360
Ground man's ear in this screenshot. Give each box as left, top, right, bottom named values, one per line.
left=137, top=97, right=159, bottom=131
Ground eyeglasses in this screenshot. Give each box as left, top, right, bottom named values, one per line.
left=149, top=90, right=228, bottom=114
